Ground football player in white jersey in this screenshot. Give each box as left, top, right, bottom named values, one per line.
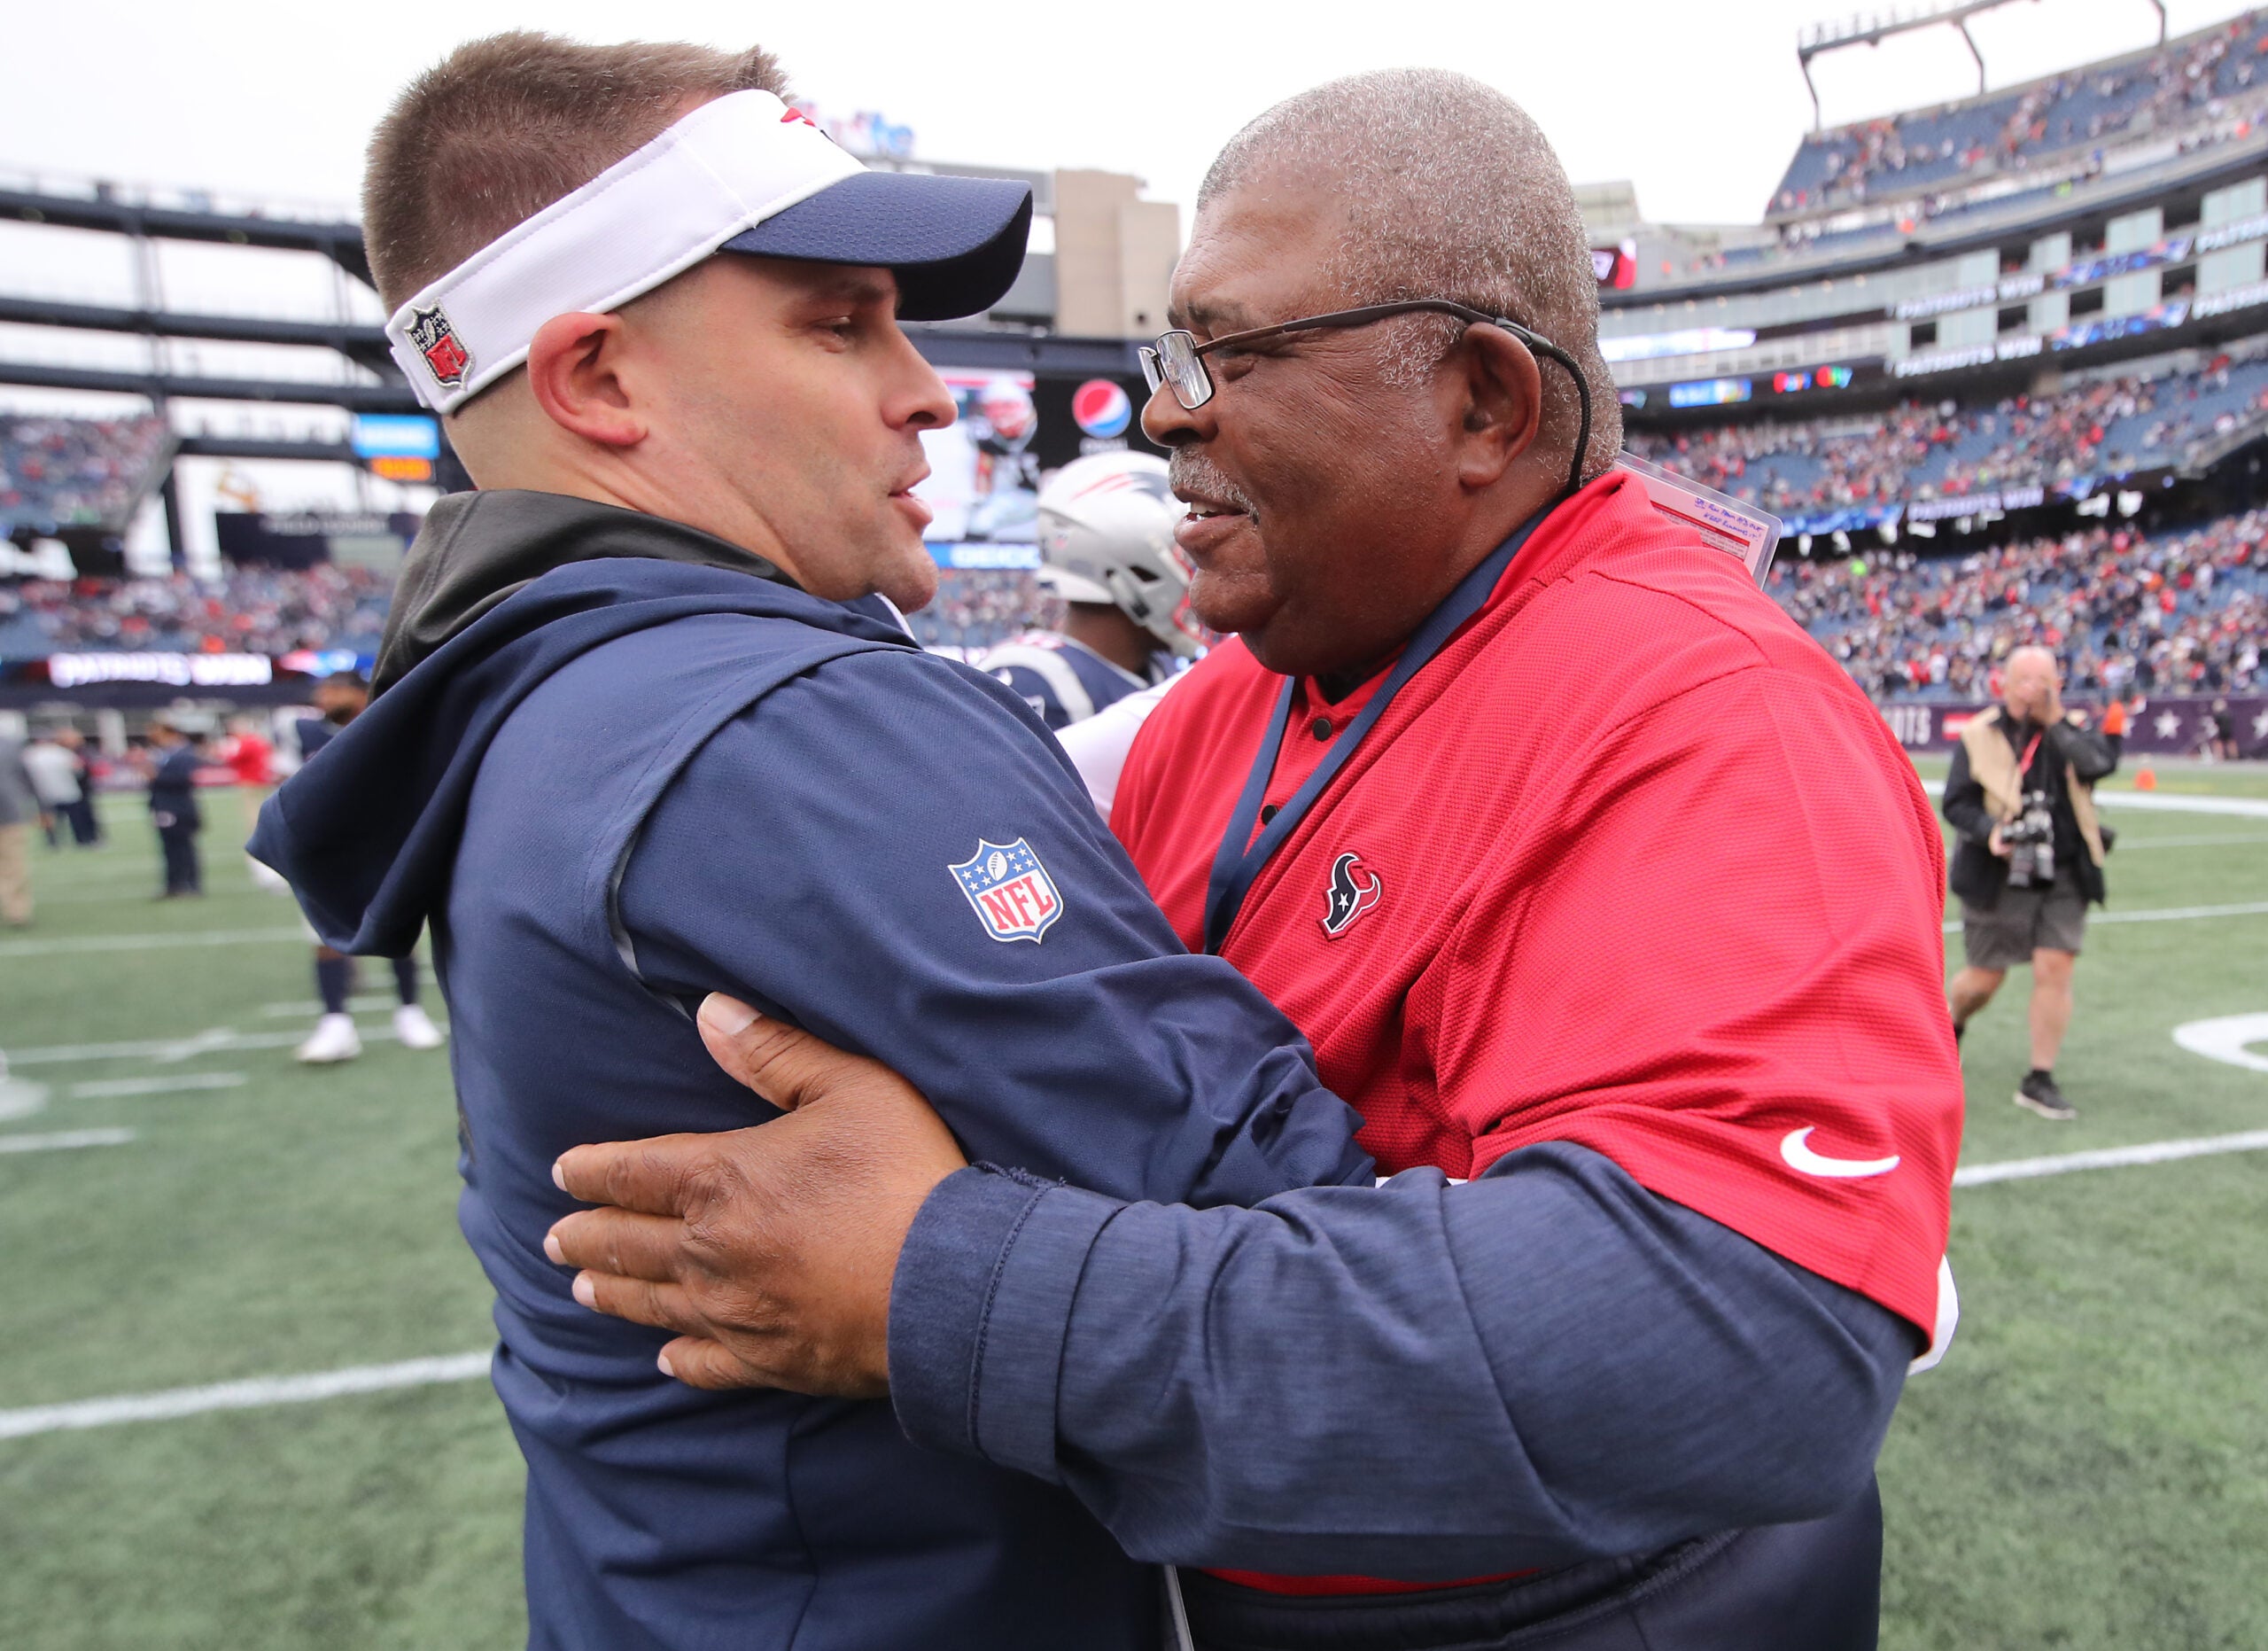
left=981, top=451, right=1200, bottom=728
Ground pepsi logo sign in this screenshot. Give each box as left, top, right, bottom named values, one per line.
left=1072, top=378, right=1132, bottom=439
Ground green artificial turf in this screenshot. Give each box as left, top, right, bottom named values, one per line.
left=2, top=776, right=2264, bottom=1649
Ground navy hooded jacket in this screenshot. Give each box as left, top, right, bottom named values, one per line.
left=250, top=490, right=1372, bottom=1651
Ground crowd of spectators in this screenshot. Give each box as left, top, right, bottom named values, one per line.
left=1625, top=358, right=2268, bottom=515
left=905, top=570, right=1056, bottom=652
left=1772, top=511, right=2267, bottom=702
left=0, top=563, right=394, bottom=657
left=0, top=415, right=173, bottom=536
left=1775, top=11, right=2268, bottom=215
left=4, top=516, right=2263, bottom=715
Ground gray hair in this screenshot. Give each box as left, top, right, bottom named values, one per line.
left=1200, top=69, right=1621, bottom=481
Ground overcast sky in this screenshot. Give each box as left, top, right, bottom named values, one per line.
left=4, top=0, right=2254, bottom=230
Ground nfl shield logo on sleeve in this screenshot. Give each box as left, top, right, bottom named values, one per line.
left=408, top=305, right=471, bottom=390
left=949, top=838, right=1064, bottom=943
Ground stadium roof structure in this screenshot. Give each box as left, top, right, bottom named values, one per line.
left=0, top=175, right=1138, bottom=422
left=1795, top=0, right=2080, bottom=130
left=1772, top=3, right=2258, bottom=228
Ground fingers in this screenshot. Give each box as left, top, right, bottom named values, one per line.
left=571, top=1268, right=701, bottom=1336
left=554, top=1133, right=712, bottom=1214
left=658, top=1336, right=773, bottom=1391
left=696, top=994, right=895, bottom=1114
left=546, top=1207, right=687, bottom=1281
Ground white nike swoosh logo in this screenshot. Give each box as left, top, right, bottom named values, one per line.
left=1780, top=1126, right=1901, bottom=1180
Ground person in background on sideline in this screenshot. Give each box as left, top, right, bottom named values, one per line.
left=51, top=729, right=101, bottom=845
left=20, top=728, right=89, bottom=851
left=1944, top=646, right=2124, bottom=1120
left=292, top=672, right=445, bottom=1063
left=0, top=727, right=38, bottom=924
left=222, top=716, right=276, bottom=790
left=145, top=719, right=205, bottom=899
left=979, top=451, right=1197, bottom=728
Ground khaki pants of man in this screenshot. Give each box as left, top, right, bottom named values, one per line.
left=0, top=822, right=30, bottom=925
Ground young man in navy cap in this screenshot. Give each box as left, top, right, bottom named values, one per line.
left=252, top=33, right=1374, bottom=1649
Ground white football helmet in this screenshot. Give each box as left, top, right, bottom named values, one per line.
left=1035, top=451, right=1202, bottom=658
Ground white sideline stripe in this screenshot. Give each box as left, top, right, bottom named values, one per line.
left=67, top=1071, right=245, bottom=1099
left=2114, top=832, right=2268, bottom=849
left=8, top=1023, right=441, bottom=1066
left=0, top=1128, right=135, bottom=1156
left=1919, top=780, right=2268, bottom=819
left=1941, top=900, right=2268, bottom=932
left=1954, top=1130, right=2268, bottom=1186
left=2096, top=790, right=2268, bottom=819
left=0, top=927, right=307, bottom=959
left=7, top=1130, right=2268, bottom=1439
left=0, top=1351, right=493, bottom=1441
left=2095, top=900, right=2268, bottom=923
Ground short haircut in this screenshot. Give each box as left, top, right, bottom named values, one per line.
left=363, top=33, right=789, bottom=314
left=1200, top=70, right=1623, bottom=481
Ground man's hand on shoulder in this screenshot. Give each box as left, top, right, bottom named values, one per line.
left=546, top=995, right=966, bottom=1396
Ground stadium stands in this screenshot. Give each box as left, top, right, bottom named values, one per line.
left=0, top=564, right=394, bottom=656
left=1773, top=10, right=2268, bottom=215
left=905, top=569, right=1052, bottom=651
left=1771, top=512, right=2267, bottom=702
left=1625, top=353, right=2268, bottom=516
left=0, top=415, right=175, bottom=537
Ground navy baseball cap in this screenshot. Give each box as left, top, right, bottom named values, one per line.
left=722, top=169, right=1034, bottom=323
left=385, top=90, right=1034, bottom=411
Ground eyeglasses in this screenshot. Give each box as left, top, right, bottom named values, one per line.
left=1138, top=299, right=1593, bottom=501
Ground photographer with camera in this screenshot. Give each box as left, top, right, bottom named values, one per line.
left=1945, top=646, right=2125, bottom=1119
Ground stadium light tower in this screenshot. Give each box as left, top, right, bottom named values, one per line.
left=1794, top=0, right=2162, bottom=131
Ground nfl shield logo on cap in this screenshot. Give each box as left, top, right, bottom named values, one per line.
left=408, top=305, right=470, bottom=390
left=948, top=837, right=1064, bottom=943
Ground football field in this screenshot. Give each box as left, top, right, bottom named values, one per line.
left=2, top=768, right=2264, bottom=1650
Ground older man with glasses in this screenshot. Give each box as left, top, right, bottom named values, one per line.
left=553, top=70, right=1964, bottom=1651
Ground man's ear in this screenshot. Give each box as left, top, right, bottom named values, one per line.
left=524, top=311, right=646, bottom=448
left=1450, top=323, right=1544, bottom=491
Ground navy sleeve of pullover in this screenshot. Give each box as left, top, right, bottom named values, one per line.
left=889, top=1142, right=1915, bottom=1579
left=614, top=647, right=1373, bottom=1209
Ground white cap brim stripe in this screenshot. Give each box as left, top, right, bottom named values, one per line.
left=384, top=90, right=864, bottom=413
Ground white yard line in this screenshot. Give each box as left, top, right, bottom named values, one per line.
left=0, top=928, right=307, bottom=959
left=67, top=1072, right=245, bottom=1100
left=1953, top=1129, right=2268, bottom=1186
left=2093, top=790, right=2268, bottom=819
left=2111, top=832, right=2268, bottom=849
left=1942, top=899, right=2268, bottom=932
left=0, top=1351, right=492, bottom=1441
left=1920, top=780, right=2268, bottom=819
left=0, top=1128, right=136, bottom=1156
left=6, top=1123, right=2268, bottom=1442
left=7, top=1022, right=439, bottom=1067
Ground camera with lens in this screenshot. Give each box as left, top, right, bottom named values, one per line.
left=2002, top=799, right=2057, bottom=889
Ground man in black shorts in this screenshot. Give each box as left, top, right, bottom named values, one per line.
left=1944, top=646, right=2124, bottom=1119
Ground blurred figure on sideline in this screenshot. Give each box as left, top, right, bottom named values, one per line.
left=1944, top=646, right=2124, bottom=1120
left=979, top=452, right=1197, bottom=728
left=52, top=729, right=102, bottom=845
left=21, top=728, right=90, bottom=850
left=291, top=672, right=443, bottom=1063
left=221, top=716, right=276, bottom=789
left=0, top=728, right=37, bottom=924
left=145, top=720, right=205, bottom=899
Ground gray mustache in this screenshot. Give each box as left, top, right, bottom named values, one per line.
left=1168, top=455, right=1255, bottom=515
